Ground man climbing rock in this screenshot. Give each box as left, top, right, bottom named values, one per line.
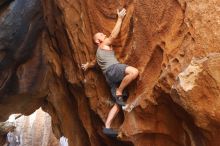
left=81, top=8, right=139, bottom=137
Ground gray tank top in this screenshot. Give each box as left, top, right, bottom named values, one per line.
left=96, top=48, right=119, bottom=73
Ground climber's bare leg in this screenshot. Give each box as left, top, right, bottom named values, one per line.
left=116, top=66, right=139, bottom=96
left=105, top=104, right=120, bottom=128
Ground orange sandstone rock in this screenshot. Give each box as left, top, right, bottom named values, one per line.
left=0, top=0, right=220, bottom=146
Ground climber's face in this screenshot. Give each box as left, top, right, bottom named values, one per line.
left=93, top=32, right=106, bottom=44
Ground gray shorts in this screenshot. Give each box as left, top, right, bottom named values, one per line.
left=104, top=63, right=128, bottom=102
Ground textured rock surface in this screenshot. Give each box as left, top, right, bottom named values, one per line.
left=0, top=0, right=46, bottom=120
left=0, top=0, right=220, bottom=146
left=0, top=121, right=15, bottom=145
left=171, top=53, right=220, bottom=146
left=14, top=108, right=59, bottom=146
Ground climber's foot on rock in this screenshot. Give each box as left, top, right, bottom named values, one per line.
left=103, top=128, right=118, bottom=138
left=115, top=95, right=126, bottom=106
left=122, top=103, right=135, bottom=112
left=115, top=88, right=126, bottom=106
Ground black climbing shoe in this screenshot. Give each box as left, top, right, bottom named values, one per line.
left=103, top=128, right=118, bottom=138
left=115, top=95, right=126, bottom=106
left=122, top=90, right=129, bottom=100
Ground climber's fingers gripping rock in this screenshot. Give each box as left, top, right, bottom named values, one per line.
left=81, top=62, right=89, bottom=71
left=117, top=8, right=126, bottom=19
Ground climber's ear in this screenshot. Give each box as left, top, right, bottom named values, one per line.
left=95, top=39, right=100, bottom=44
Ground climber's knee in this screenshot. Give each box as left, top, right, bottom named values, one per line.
left=132, top=68, right=139, bottom=79
left=125, top=66, right=139, bottom=79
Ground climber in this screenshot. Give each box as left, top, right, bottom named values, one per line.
left=81, top=8, right=139, bottom=137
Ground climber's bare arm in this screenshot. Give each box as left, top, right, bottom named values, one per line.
left=103, top=8, right=126, bottom=46
left=81, top=59, right=97, bottom=71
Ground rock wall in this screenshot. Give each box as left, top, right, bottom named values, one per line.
left=0, top=109, right=59, bottom=146
left=14, top=108, right=59, bottom=146
left=0, top=0, right=47, bottom=119
left=0, top=0, right=220, bottom=146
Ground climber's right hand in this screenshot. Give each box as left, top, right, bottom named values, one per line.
left=81, top=62, right=89, bottom=71
left=117, top=8, right=126, bottom=19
